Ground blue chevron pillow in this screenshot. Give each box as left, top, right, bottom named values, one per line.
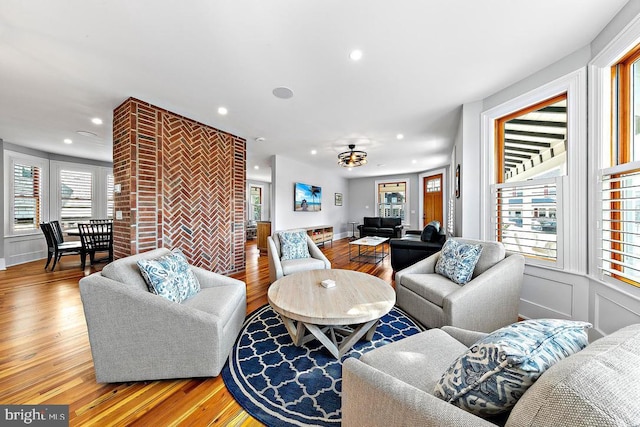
left=434, top=319, right=591, bottom=417
left=137, top=249, right=200, bottom=303
left=435, top=239, right=483, bottom=285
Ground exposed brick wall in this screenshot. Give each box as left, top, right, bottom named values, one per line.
left=112, top=97, right=246, bottom=274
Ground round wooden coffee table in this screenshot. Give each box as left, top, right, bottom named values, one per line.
left=267, top=269, right=396, bottom=358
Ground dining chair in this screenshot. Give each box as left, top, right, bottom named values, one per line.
left=78, top=222, right=113, bottom=269
left=41, top=222, right=82, bottom=271
left=90, top=219, right=113, bottom=224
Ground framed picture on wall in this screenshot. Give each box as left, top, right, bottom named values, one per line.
left=334, top=193, right=343, bottom=206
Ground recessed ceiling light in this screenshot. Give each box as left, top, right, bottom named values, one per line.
left=347, top=167, right=353, bottom=171
left=396, top=134, right=404, bottom=140
left=254, top=165, right=260, bottom=170
left=63, top=138, right=72, bottom=144
left=91, top=117, right=103, bottom=125
left=311, top=149, right=317, bottom=155
left=412, top=159, right=417, bottom=164
left=350, top=49, right=363, bottom=61
left=218, top=107, right=228, bottom=115
left=272, top=87, right=294, bottom=99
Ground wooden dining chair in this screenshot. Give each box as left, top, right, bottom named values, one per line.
left=41, top=222, right=82, bottom=271
left=78, top=222, right=113, bottom=269
left=89, top=219, right=113, bottom=224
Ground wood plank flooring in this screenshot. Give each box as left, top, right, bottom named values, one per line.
left=0, top=238, right=395, bottom=426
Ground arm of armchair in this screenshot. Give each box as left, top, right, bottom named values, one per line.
left=342, top=358, right=494, bottom=427
left=443, top=253, right=525, bottom=333
left=191, top=266, right=246, bottom=289
left=267, top=236, right=283, bottom=283
left=306, top=235, right=331, bottom=269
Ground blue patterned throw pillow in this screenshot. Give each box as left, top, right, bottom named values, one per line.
left=137, top=249, right=201, bottom=303
left=435, top=239, right=483, bottom=285
left=434, top=319, right=592, bottom=417
left=279, top=231, right=310, bottom=261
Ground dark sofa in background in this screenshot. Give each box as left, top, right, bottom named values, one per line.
left=357, top=217, right=403, bottom=238
left=390, top=222, right=446, bottom=272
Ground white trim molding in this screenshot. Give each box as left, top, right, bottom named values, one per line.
left=480, top=67, right=587, bottom=275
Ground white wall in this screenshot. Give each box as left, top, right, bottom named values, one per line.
left=348, top=173, right=420, bottom=232
left=271, top=155, right=350, bottom=239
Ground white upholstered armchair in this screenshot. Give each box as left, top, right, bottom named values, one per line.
left=395, top=238, right=525, bottom=333
left=267, top=230, right=331, bottom=283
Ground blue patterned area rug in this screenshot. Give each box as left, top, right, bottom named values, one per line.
left=221, top=304, right=423, bottom=427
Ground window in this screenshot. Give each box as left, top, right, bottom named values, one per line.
left=249, top=185, right=262, bottom=221
left=60, top=169, right=93, bottom=229
left=492, top=94, right=567, bottom=263
left=106, top=174, right=114, bottom=219
left=377, top=181, right=407, bottom=221
left=12, top=163, right=42, bottom=232
left=602, top=43, right=640, bottom=287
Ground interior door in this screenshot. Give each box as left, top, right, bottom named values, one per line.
left=423, top=174, right=443, bottom=227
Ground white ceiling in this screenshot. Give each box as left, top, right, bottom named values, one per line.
left=0, top=0, right=628, bottom=182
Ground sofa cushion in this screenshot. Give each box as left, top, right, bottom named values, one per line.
left=101, top=247, right=171, bottom=292
left=434, top=319, right=591, bottom=417
left=363, top=217, right=382, bottom=228
left=137, top=249, right=201, bottom=303
left=380, top=217, right=400, bottom=228
left=506, top=323, right=640, bottom=427
left=435, top=239, right=483, bottom=285
left=361, top=226, right=379, bottom=234
left=281, top=257, right=327, bottom=276
left=400, top=273, right=461, bottom=307
left=360, top=328, right=467, bottom=394
left=278, top=230, right=310, bottom=260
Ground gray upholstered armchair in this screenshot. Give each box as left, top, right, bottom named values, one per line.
left=79, top=248, right=246, bottom=382
left=267, top=230, right=331, bottom=283
left=395, top=238, right=524, bottom=332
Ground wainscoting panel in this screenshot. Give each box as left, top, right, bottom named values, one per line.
left=591, top=281, right=640, bottom=339
left=5, top=234, right=46, bottom=267
left=519, top=265, right=589, bottom=321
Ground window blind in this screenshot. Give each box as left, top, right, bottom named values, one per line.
left=600, top=161, right=640, bottom=286
left=13, top=163, right=41, bottom=231
left=492, top=176, right=561, bottom=264
left=60, top=169, right=93, bottom=227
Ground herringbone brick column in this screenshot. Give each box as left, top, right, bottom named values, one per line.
left=112, top=97, right=246, bottom=274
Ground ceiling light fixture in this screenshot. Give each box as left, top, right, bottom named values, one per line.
left=338, top=144, right=367, bottom=168
left=218, top=107, right=228, bottom=115
left=254, top=165, right=260, bottom=170
left=349, top=49, right=363, bottom=61
left=396, top=133, right=404, bottom=140
left=311, top=149, right=317, bottom=155
left=272, top=87, right=294, bottom=99
left=63, top=138, right=72, bottom=144
left=91, top=117, right=103, bottom=125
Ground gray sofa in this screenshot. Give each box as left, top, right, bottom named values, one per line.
left=343, top=324, right=640, bottom=426
left=79, top=248, right=246, bottom=382
left=395, top=239, right=525, bottom=333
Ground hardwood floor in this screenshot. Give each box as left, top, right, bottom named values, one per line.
left=0, top=238, right=395, bottom=426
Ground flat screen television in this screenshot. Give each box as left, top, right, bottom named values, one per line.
left=294, top=182, right=321, bottom=212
